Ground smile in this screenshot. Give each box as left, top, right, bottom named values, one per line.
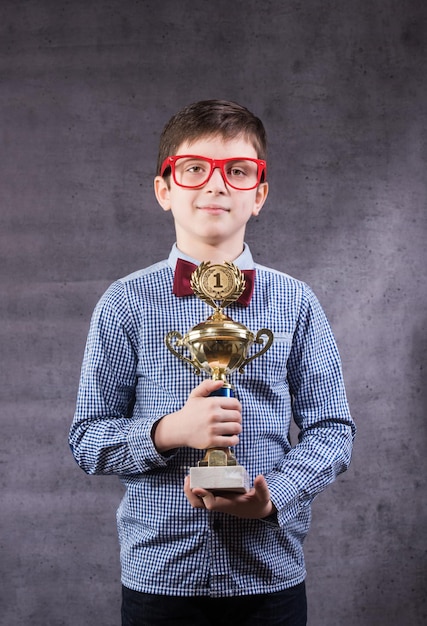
left=197, top=205, right=230, bottom=214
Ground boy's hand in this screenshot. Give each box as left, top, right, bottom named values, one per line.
left=184, top=474, right=276, bottom=520
left=153, top=379, right=242, bottom=453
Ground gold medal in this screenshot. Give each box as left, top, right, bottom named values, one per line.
left=190, top=261, right=245, bottom=310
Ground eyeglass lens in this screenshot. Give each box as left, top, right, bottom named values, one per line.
left=173, top=157, right=259, bottom=189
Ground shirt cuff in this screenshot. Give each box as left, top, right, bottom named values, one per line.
left=266, top=470, right=308, bottom=528
left=127, top=415, right=178, bottom=472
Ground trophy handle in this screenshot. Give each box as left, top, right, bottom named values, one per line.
left=238, top=328, right=274, bottom=374
left=164, top=330, right=201, bottom=375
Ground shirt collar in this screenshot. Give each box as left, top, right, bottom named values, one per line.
left=167, top=243, right=255, bottom=272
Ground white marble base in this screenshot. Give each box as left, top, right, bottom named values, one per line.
left=190, top=465, right=250, bottom=493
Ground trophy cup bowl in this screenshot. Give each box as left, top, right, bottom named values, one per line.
left=185, top=313, right=256, bottom=379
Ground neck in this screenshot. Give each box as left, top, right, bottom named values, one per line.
left=176, top=240, right=245, bottom=264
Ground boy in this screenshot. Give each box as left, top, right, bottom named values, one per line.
left=70, top=100, right=356, bottom=625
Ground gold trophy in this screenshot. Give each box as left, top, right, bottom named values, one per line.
left=165, top=261, right=273, bottom=493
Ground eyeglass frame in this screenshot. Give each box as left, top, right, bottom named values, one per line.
left=160, top=154, right=267, bottom=191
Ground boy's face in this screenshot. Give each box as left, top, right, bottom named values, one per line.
left=154, top=134, right=268, bottom=260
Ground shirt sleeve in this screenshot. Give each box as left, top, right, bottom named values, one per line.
left=69, top=281, right=173, bottom=476
left=266, top=284, right=356, bottom=528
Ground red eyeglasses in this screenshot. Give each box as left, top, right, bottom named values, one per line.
left=160, top=155, right=267, bottom=190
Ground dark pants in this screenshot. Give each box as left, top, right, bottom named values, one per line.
left=121, top=582, right=307, bottom=626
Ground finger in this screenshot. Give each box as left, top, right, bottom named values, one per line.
left=189, top=379, right=224, bottom=398
left=191, top=487, right=214, bottom=508
left=199, top=492, right=214, bottom=509
left=191, top=486, right=210, bottom=500
left=184, top=476, right=205, bottom=508
left=210, top=418, right=242, bottom=435
left=213, top=410, right=242, bottom=426
left=185, top=477, right=213, bottom=507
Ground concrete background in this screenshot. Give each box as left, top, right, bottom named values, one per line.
left=1, top=0, right=426, bottom=624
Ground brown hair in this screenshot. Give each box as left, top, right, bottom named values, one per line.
left=156, top=99, right=267, bottom=176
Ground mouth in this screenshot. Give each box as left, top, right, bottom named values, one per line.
left=197, top=204, right=230, bottom=214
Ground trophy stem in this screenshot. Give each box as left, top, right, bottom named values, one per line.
left=198, top=384, right=237, bottom=468
left=198, top=448, right=238, bottom=467
left=211, top=368, right=229, bottom=383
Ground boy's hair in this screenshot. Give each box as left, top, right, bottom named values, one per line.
left=156, top=99, right=267, bottom=176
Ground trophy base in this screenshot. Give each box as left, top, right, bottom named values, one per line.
left=190, top=465, right=250, bottom=493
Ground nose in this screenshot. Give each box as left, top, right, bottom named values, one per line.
left=205, top=166, right=228, bottom=192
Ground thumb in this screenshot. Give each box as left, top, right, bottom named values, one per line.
left=253, top=475, right=270, bottom=501
left=190, top=378, right=224, bottom=398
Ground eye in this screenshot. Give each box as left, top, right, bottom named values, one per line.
left=178, top=159, right=210, bottom=178
left=226, top=162, right=248, bottom=178
left=229, top=167, right=246, bottom=177
left=187, top=164, right=206, bottom=174
left=175, top=158, right=209, bottom=181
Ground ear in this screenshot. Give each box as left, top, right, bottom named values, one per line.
left=154, top=176, right=171, bottom=211
left=252, top=182, right=269, bottom=216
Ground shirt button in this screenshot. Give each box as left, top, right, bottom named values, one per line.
left=212, top=520, right=221, bottom=531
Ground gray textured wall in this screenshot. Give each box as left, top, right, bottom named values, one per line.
left=1, top=1, right=426, bottom=624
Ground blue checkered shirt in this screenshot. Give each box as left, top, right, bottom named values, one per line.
left=70, top=244, right=355, bottom=597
